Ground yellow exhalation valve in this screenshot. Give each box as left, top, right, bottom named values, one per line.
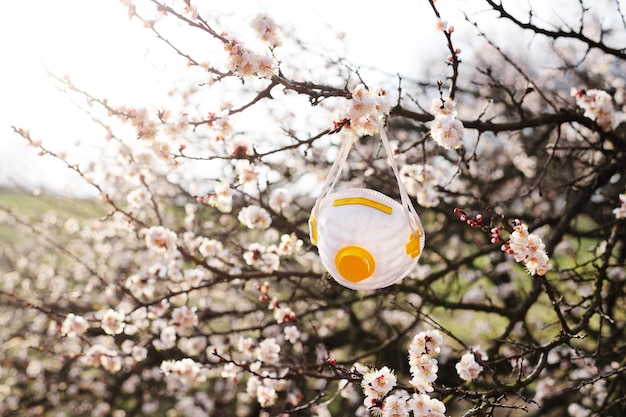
left=335, top=245, right=376, bottom=282
left=309, top=121, right=425, bottom=291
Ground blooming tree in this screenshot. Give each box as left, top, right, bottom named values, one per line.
left=2, top=0, right=626, bottom=416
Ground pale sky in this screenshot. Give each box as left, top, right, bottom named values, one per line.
left=3, top=0, right=611, bottom=195
left=0, top=0, right=444, bottom=195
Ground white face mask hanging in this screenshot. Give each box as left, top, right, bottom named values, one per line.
left=309, top=120, right=425, bottom=291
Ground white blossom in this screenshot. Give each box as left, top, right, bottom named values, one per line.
left=171, top=306, right=198, bottom=335
left=278, top=233, right=303, bottom=255
left=238, top=205, right=272, bottom=229
left=273, top=305, right=296, bottom=324
left=504, top=221, right=551, bottom=276
left=613, top=192, right=626, bottom=219
left=255, top=337, right=280, bottom=364
left=156, top=326, right=177, bottom=350
left=409, top=354, right=438, bottom=393
left=269, top=187, right=291, bottom=211
left=284, top=325, right=300, bottom=344
left=243, top=243, right=280, bottom=272
left=429, top=97, right=464, bottom=149
left=199, top=182, right=233, bottom=213
left=250, top=14, right=282, bottom=47
left=334, top=84, right=390, bottom=136
left=224, top=35, right=276, bottom=78
left=456, top=349, right=485, bottom=382
left=361, top=366, right=397, bottom=399
left=161, top=358, right=205, bottom=388
left=145, top=226, right=178, bottom=254
left=61, top=313, right=88, bottom=337
left=382, top=392, right=409, bottom=417
left=256, top=384, right=278, bottom=408
left=409, top=330, right=443, bottom=358
left=221, top=362, right=239, bottom=381
left=101, top=309, right=125, bottom=336
left=126, top=187, right=151, bottom=209
left=572, top=88, right=616, bottom=131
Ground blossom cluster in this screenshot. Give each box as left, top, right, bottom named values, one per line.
left=429, top=97, right=464, bottom=150
left=223, top=34, right=276, bottom=78
left=61, top=313, right=88, bottom=337
left=408, top=330, right=443, bottom=393
left=244, top=243, right=280, bottom=272
left=197, top=181, right=234, bottom=213
left=502, top=220, right=551, bottom=276
left=205, top=110, right=234, bottom=142
left=358, top=330, right=446, bottom=417
left=400, top=164, right=440, bottom=208
left=361, top=366, right=397, bottom=410
left=613, top=190, right=626, bottom=219
left=113, top=105, right=183, bottom=167
left=571, top=88, right=616, bottom=132
left=220, top=331, right=299, bottom=409
left=161, top=358, right=206, bottom=389
left=250, top=14, right=282, bottom=47
left=455, top=346, right=488, bottom=382
left=399, top=158, right=456, bottom=207
left=238, top=205, right=272, bottom=229
left=144, top=225, right=179, bottom=255
left=334, top=84, right=391, bottom=136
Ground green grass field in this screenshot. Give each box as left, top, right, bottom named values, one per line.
left=0, top=188, right=106, bottom=246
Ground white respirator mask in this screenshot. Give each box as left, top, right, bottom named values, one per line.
left=309, top=121, right=425, bottom=290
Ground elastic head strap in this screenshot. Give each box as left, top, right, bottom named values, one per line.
left=311, top=134, right=357, bottom=220
left=376, top=119, right=421, bottom=239
left=311, top=121, right=421, bottom=240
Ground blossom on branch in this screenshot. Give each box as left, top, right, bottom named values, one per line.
left=256, top=337, right=281, bottom=364
left=502, top=220, right=551, bottom=276
left=145, top=226, right=178, bottom=255
left=171, top=305, right=198, bottom=335
left=382, top=392, right=409, bottom=417
left=613, top=191, right=626, bottom=219
left=407, top=393, right=446, bottom=417
left=223, top=34, right=276, bottom=78
left=408, top=330, right=442, bottom=393
left=238, top=205, right=272, bottom=229
left=198, top=181, right=234, bottom=213
left=269, top=187, right=291, bottom=211
left=251, top=14, right=282, bottom=47
left=334, top=84, right=390, bottom=136
left=277, top=233, right=303, bottom=256
left=409, top=354, right=438, bottom=393
left=409, top=330, right=443, bottom=357
left=161, top=358, right=206, bottom=389
left=571, top=88, right=616, bottom=132
left=61, top=313, right=88, bottom=337
left=429, top=97, right=464, bottom=150
left=101, top=308, right=126, bottom=336
left=361, top=366, right=397, bottom=407
left=243, top=243, right=280, bottom=272
left=284, top=325, right=300, bottom=344
left=456, top=346, right=488, bottom=382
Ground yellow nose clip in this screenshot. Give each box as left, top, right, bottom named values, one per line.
left=334, top=245, right=375, bottom=282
